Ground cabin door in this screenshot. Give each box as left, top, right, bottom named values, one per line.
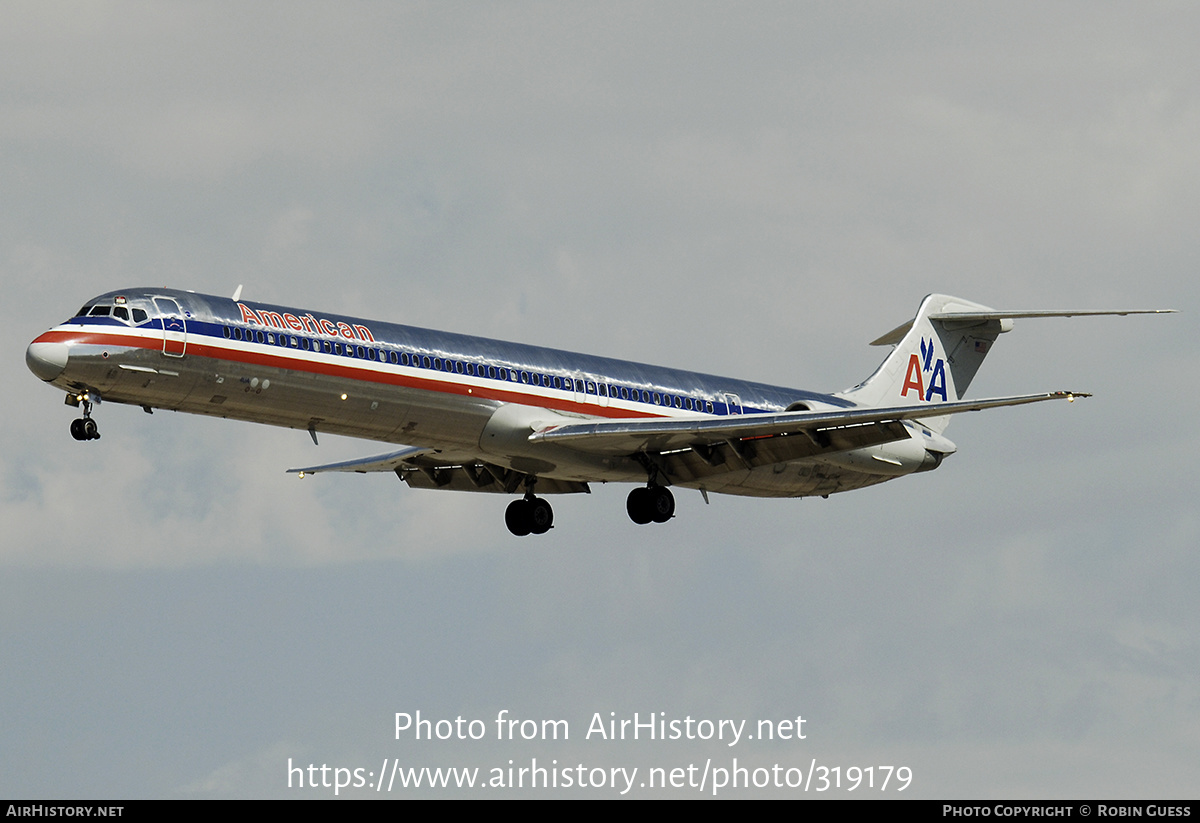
left=152, top=296, right=188, bottom=357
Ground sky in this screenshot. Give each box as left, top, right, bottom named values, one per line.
left=2, top=1, right=1197, bottom=798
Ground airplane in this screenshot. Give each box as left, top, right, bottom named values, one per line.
left=25, top=288, right=1172, bottom=535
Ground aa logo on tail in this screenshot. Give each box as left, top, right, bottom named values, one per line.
left=900, top=336, right=948, bottom=402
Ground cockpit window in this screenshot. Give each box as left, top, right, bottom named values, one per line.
left=78, top=301, right=150, bottom=324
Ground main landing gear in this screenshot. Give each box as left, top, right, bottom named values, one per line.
left=67, top=393, right=100, bottom=441
left=626, top=485, right=674, bottom=525
left=505, top=494, right=554, bottom=537
left=502, top=480, right=675, bottom=536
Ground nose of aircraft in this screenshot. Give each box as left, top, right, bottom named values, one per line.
left=26, top=340, right=69, bottom=381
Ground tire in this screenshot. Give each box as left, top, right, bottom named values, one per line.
left=505, top=499, right=532, bottom=536
left=626, top=487, right=653, bottom=525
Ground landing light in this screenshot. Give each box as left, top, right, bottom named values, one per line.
left=340, top=393, right=348, bottom=401
left=298, top=471, right=306, bottom=479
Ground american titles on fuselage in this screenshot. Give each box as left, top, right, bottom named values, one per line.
left=238, top=302, right=376, bottom=344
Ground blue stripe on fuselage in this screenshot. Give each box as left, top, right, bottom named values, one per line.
left=80, top=287, right=855, bottom=417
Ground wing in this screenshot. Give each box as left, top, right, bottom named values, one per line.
left=287, top=391, right=1083, bottom=494
left=521, top=391, right=1084, bottom=487
left=527, top=392, right=1086, bottom=454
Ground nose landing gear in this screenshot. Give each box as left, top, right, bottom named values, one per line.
left=67, top=392, right=100, bottom=441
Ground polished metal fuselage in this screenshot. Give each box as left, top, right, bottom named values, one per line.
left=28, top=288, right=929, bottom=497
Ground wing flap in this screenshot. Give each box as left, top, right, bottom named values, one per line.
left=645, top=420, right=912, bottom=484
left=403, top=468, right=589, bottom=495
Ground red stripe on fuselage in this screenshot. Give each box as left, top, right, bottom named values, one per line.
left=36, top=327, right=670, bottom=421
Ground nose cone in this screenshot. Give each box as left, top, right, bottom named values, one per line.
left=26, top=340, right=69, bottom=382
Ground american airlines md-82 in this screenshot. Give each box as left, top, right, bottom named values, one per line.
left=26, top=288, right=1170, bottom=535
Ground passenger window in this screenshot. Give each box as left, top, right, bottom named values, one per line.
left=222, top=326, right=231, bottom=339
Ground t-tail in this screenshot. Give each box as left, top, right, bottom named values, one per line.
left=836, top=293, right=1174, bottom=435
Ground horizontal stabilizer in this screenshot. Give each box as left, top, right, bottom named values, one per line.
left=871, top=308, right=1175, bottom=346
left=929, top=308, right=1176, bottom=321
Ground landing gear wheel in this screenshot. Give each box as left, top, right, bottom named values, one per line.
left=627, top=486, right=675, bottom=524
left=627, top=487, right=653, bottom=525
left=70, top=417, right=99, bottom=441
left=506, top=497, right=554, bottom=536
left=528, top=497, right=554, bottom=534
left=649, top=486, right=675, bottom=523
left=505, top=499, right=532, bottom=537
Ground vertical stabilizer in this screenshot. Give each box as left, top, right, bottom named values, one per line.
left=836, top=294, right=1009, bottom=433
